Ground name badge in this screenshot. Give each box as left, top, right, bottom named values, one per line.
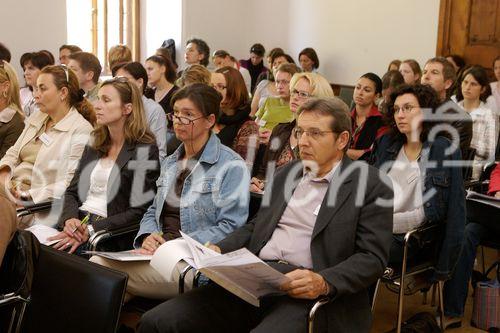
left=257, top=119, right=267, bottom=127
left=313, top=204, right=321, bottom=216
left=39, top=133, right=53, bottom=146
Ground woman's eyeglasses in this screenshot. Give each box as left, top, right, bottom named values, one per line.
left=392, top=104, right=417, bottom=114
left=290, top=89, right=310, bottom=99
left=167, top=113, right=206, bottom=125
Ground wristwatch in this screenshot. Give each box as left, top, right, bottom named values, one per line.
left=87, top=224, right=96, bottom=238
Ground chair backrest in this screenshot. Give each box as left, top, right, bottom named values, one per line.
left=22, top=245, right=127, bottom=333
left=338, top=86, right=355, bottom=108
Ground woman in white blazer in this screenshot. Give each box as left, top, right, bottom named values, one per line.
left=0, top=65, right=94, bottom=206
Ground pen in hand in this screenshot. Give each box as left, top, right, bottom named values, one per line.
left=71, top=214, right=90, bottom=235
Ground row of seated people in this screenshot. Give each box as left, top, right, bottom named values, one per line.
left=0, top=49, right=499, bottom=331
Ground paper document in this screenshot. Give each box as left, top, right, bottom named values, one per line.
left=150, top=238, right=197, bottom=282
left=467, top=190, right=500, bottom=209
left=85, top=250, right=153, bottom=261
left=26, top=224, right=60, bottom=246
left=179, top=231, right=290, bottom=306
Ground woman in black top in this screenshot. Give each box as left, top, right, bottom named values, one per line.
left=145, top=55, right=179, bottom=118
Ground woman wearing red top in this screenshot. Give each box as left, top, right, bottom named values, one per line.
left=348, top=73, right=387, bottom=160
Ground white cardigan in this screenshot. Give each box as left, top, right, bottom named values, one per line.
left=0, top=107, right=93, bottom=203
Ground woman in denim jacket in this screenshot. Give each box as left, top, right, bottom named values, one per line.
left=370, top=84, right=466, bottom=282
left=91, top=84, right=250, bottom=301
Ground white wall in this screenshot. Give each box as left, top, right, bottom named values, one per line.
left=288, top=0, right=440, bottom=84
left=181, top=0, right=289, bottom=70
left=1, top=0, right=67, bottom=83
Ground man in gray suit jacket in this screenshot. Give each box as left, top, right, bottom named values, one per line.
left=138, top=97, right=394, bottom=333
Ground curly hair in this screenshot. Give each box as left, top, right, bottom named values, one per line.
left=385, top=84, right=441, bottom=143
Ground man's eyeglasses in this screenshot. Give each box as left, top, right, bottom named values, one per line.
left=290, top=89, right=310, bottom=99
left=276, top=79, right=290, bottom=86
left=293, top=128, right=334, bottom=140
left=392, top=104, right=417, bottom=114
left=167, top=113, right=206, bottom=125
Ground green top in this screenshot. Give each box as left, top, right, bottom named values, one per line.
left=255, top=97, right=293, bottom=131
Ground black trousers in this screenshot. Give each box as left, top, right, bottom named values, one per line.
left=137, top=283, right=316, bottom=333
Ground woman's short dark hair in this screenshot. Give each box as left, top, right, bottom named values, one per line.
left=118, top=61, right=149, bottom=94
left=385, top=84, right=441, bottom=143
left=20, top=51, right=54, bottom=70
left=360, top=72, right=383, bottom=95
left=146, top=54, right=177, bottom=84
left=186, top=38, right=210, bottom=67
left=445, top=54, right=466, bottom=71
left=171, top=83, right=221, bottom=118
left=455, top=65, right=492, bottom=102
left=298, top=48, right=320, bottom=69
left=0, top=43, right=11, bottom=62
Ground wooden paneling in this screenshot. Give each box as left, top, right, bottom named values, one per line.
left=437, top=0, right=500, bottom=70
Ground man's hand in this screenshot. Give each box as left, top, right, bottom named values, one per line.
left=250, top=177, right=265, bottom=193
left=141, top=233, right=166, bottom=254
left=280, top=269, right=329, bottom=299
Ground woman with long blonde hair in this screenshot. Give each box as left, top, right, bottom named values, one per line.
left=50, top=77, right=160, bottom=254
left=0, top=61, right=25, bottom=158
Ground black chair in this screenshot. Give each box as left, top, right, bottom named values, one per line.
left=0, top=231, right=40, bottom=333
left=21, top=245, right=128, bottom=333
left=370, top=224, right=446, bottom=333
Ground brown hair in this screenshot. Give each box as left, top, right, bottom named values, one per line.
left=40, top=65, right=96, bottom=125
left=425, top=57, right=456, bottom=84
left=92, top=78, right=155, bottom=156
left=146, top=54, right=177, bottom=83
left=171, top=83, right=221, bottom=119
left=276, top=63, right=301, bottom=77
left=298, top=48, right=320, bottom=70
left=387, top=59, right=401, bottom=71
left=108, top=45, right=132, bottom=70
left=0, top=61, right=23, bottom=116
left=178, top=64, right=211, bottom=87
left=59, top=44, right=82, bottom=53
left=401, top=59, right=422, bottom=80
left=215, top=66, right=248, bottom=110
left=69, top=51, right=102, bottom=84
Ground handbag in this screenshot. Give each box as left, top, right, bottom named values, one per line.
left=471, top=261, right=500, bottom=331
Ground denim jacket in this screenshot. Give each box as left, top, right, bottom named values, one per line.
left=134, top=134, right=250, bottom=247
left=370, top=134, right=466, bottom=280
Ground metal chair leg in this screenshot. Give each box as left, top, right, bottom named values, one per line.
left=396, top=234, right=412, bottom=333
left=430, top=283, right=436, bottom=307
left=178, top=265, right=194, bottom=294
left=371, top=279, right=381, bottom=313
left=437, top=281, right=445, bottom=332
left=308, top=298, right=329, bottom=333
left=14, top=302, right=27, bottom=333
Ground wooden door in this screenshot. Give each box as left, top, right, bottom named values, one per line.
left=437, top=0, right=500, bottom=73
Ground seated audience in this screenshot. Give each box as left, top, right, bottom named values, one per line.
left=211, top=66, right=258, bottom=164
left=254, top=63, right=300, bottom=134
left=379, top=70, right=405, bottom=112
left=250, top=49, right=289, bottom=116
left=0, top=65, right=94, bottom=210
left=91, top=84, right=250, bottom=300
left=0, top=43, right=11, bottom=63
left=455, top=65, right=497, bottom=179
left=421, top=57, right=472, bottom=158
left=298, top=47, right=319, bottom=72
left=114, top=61, right=167, bottom=160
left=490, top=55, right=500, bottom=116
left=399, top=59, right=421, bottom=85
left=49, top=77, right=160, bottom=254
left=239, top=43, right=267, bottom=93
left=137, top=97, right=393, bottom=333
left=0, top=61, right=25, bottom=159
left=370, top=84, right=465, bottom=272
left=347, top=73, right=386, bottom=160
left=68, top=51, right=102, bottom=104
left=443, top=162, right=500, bottom=328
left=19, top=51, right=54, bottom=117
left=184, top=38, right=210, bottom=67
left=0, top=185, right=16, bottom=267
left=177, top=64, right=211, bottom=87
left=58, top=44, right=82, bottom=65
left=108, top=44, right=132, bottom=73
left=145, top=54, right=179, bottom=116
left=251, top=72, right=335, bottom=190
left=212, top=50, right=252, bottom=93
